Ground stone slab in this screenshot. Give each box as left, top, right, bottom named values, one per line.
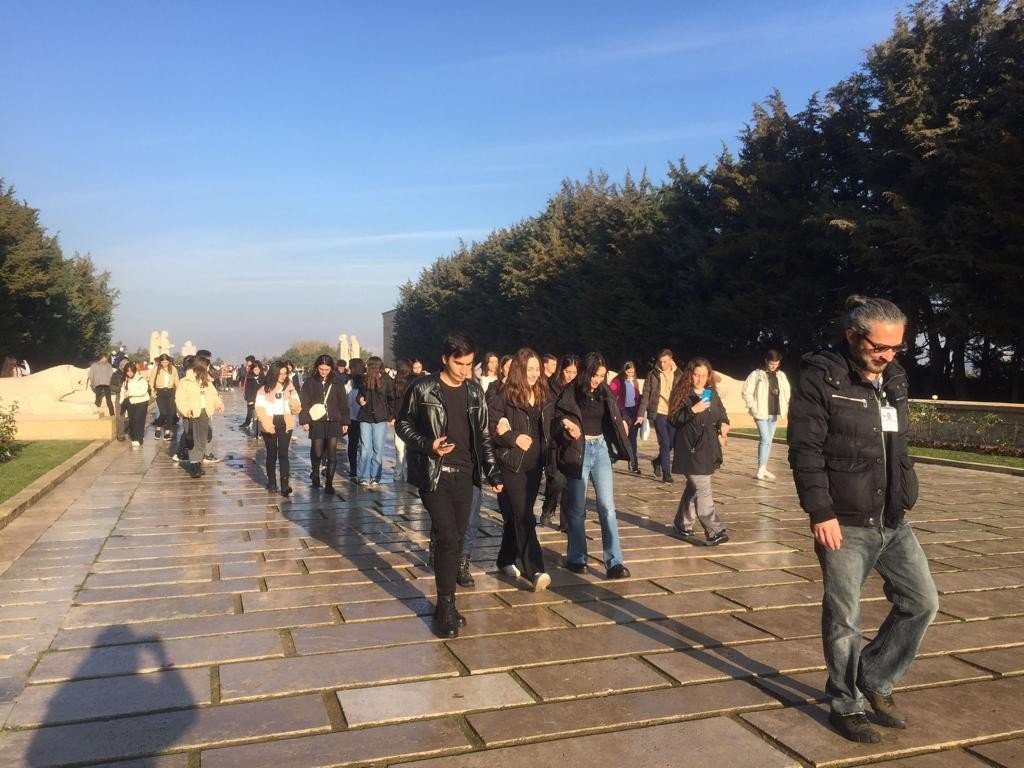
left=741, top=678, right=1024, bottom=767
left=6, top=667, right=211, bottom=726
left=956, top=645, right=1024, bottom=676
left=337, top=671, right=533, bottom=725
left=394, top=717, right=798, bottom=767
left=515, top=656, right=672, bottom=701
left=971, top=736, right=1024, bottom=767
left=0, top=694, right=330, bottom=767
left=219, top=642, right=460, bottom=701
left=548, top=590, right=741, bottom=626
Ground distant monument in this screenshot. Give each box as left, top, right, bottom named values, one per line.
left=148, top=331, right=161, bottom=363
left=350, top=335, right=361, bottom=361
left=181, top=340, right=197, bottom=358
left=159, top=330, right=173, bottom=358
left=338, top=334, right=350, bottom=363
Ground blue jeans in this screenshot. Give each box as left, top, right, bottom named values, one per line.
left=755, top=416, right=777, bottom=467
left=357, top=421, right=388, bottom=482
left=567, top=436, right=624, bottom=569
left=654, top=414, right=676, bottom=477
left=817, top=521, right=938, bottom=715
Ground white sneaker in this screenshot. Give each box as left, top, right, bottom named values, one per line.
left=130, top=441, right=140, bottom=448
left=532, top=572, right=551, bottom=592
left=755, top=466, right=767, bottom=480
left=763, top=469, right=777, bottom=481
left=171, top=454, right=180, bottom=462
left=500, top=564, right=521, bottom=580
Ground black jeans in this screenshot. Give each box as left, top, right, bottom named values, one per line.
left=127, top=402, right=149, bottom=442
left=155, top=388, right=175, bottom=429
left=347, top=420, right=361, bottom=476
left=421, top=469, right=474, bottom=595
left=262, top=416, right=291, bottom=482
left=497, top=465, right=545, bottom=580
left=624, top=406, right=640, bottom=470
left=94, top=385, right=114, bottom=415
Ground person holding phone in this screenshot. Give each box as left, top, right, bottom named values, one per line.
left=254, top=360, right=301, bottom=496
left=396, top=333, right=503, bottom=638
left=668, top=356, right=731, bottom=544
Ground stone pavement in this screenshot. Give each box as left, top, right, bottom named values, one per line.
left=1, top=388, right=1022, bottom=767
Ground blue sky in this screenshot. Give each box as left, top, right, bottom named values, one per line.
left=2, top=1, right=904, bottom=361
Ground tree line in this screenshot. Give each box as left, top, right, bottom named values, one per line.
left=393, top=0, right=1024, bottom=401
left=0, top=181, right=118, bottom=369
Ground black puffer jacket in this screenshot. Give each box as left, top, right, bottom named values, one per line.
left=552, top=383, right=633, bottom=479
left=396, top=374, right=502, bottom=492
left=788, top=349, right=919, bottom=528
left=357, top=376, right=396, bottom=423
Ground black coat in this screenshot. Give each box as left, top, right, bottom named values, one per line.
left=788, top=349, right=918, bottom=528
left=395, top=374, right=502, bottom=492
left=670, top=389, right=729, bottom=476
left=552, top=383, right=633, bottom=479
left=298, top=376, right=351, bottom=425
left=488, top=389, right=554, bottom=474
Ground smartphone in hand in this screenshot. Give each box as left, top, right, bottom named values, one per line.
left=700, top=389, right=712, bottom=404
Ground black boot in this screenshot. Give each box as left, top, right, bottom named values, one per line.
left=310, top=460, right=321, bottom=489
left=432, top=595, right=460, bottom=638
left=456, top=555, right=475, bottom=588
left=266, top=466, right=277, bottom=492
left=281, top=475, right=292, bottom=497
left=188, top=462, right=202, bottom=479
left=323, top=462, right=336, bottom=495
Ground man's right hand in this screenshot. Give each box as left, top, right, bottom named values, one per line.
left=813, top=519, right=843, bottom=550
left=432, top=437, right=455, bottom=457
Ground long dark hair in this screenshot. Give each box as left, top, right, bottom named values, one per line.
left=503, top=348, right=549, bottom=409
left=313, top=354, right=335, bottom=382
left=394, top=359, right=412, bottom=397
left=122, top=362, right=139, bottom=389
left=364, top=356, right=384, bottom=390
left=574, top=352, right=608, bottom=402
left=264, top=361, right=288, bottom=393
left=669, top=356, right=716, bottom=415
left=191, top=359, right=211, bottom=388
left=555, top=353, right=581, bottom=392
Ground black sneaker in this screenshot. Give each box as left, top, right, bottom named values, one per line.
left=828, top=712, right=881, bottom=743
left=707, top=530, right=729, bottom=546
left=673, top=524, right=695, bottom=538
left=606, top=563, right=630, bottom=579
left=652, top=459, right=662, bottom=478
left=863, top=689, right=907, bottom=729
left=203, top=453, right=220, bottom=463
left=564, top=562, right=587, bottom=574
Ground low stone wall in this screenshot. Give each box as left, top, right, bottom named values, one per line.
left=909, top=399, right=1024, bottom=452
left=15, top=417, right=115, bottom=441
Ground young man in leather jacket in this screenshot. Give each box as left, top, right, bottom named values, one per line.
left=396, top=333, right=503, bottom=638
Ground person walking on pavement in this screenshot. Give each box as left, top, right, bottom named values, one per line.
left=88, top=353, right=115, bottom=416
left=396, top=332, right=503, bottom=638
left=298, top=354, right=350, bottom=495
left=788, top=295, right=938, bottom=744
left=254, top=361, right=301, bottom=496
left=639, top=349, right=684, bottom=483
left=742, top=349, right=791, bottom=480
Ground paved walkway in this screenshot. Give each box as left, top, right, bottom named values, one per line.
left=1, top=389, right=1022, bottom=767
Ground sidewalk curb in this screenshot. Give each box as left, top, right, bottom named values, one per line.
left=0, top=440, right=108, bottom=531
left=730, top=431, right=1024, bottom=477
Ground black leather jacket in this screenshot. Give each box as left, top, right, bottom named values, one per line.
left=396, top=374, right=502, bottom=492
left=488, top=388, right=554, bottom=474
left=788, top=349, right=919, bottom=528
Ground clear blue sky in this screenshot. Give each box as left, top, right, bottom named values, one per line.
left=2, top=0, right=904, bottom=361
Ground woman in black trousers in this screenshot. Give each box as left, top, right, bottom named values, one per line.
left=345, top=358, right=366, bottom=479
left=490, top=348, right=553, bottom=591
left=299, top=354, right=350, bottom=494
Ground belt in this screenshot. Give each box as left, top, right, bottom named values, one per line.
left=440, top=465, right=466, bottom=474
left=584, top=434, right=603, bottom=440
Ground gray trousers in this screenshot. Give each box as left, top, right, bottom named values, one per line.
left=188, top=411, right=210, bottom=464
left=674, top=474, right=725, bottom=537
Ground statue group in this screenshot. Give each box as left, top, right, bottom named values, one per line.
left=338, top=334, right=360, bottom=362
left=147, top=331, right=175, bottom=362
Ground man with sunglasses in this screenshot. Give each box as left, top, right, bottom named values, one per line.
left=789, top=295, right=938, bottom=744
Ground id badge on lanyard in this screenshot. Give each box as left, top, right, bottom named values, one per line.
left=879, top=392, right=899, bottom=432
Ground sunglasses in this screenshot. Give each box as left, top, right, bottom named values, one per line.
left=860, top=334, right=907, bottom=354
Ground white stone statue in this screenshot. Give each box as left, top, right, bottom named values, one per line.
left=148, top=331, right=161, bottom=363
left=350, top=335, right=360, bottom=361
left=159, top=330, right=173, bottom=358
left=338, top=334, right=350, bottom=362
left=0, top=365, right=96, bottom=418
left=181, top=340, right=197, bottom=357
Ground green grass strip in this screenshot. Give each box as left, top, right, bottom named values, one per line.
left=0, top=441, right=92, bottom=503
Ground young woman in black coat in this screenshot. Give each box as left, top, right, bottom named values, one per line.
left=299, top=354, right=350, bottom=494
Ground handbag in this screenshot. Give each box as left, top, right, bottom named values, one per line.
left=308, top=383, right=331, bottom=421
left=181, top=418, right=195, bottom=452
left=640, top=417, right=651, bottom=442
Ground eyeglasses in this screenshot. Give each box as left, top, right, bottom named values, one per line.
left=860, top=335, right=907, bottom=354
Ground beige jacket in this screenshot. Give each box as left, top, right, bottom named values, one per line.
left=175, top=371, right=223, bottom=418
left=148, top=365, right=179, bottom=390
left=254, top=383, right=301, bottom=433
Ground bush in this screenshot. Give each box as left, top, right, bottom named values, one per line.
left=909, top=402, right=1024, bottom=458
left=0, top=398, right=18, bottom=463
